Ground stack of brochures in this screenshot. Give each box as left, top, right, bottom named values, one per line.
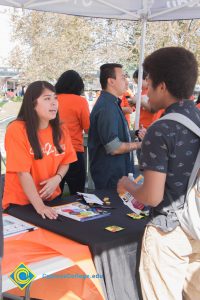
left=3, top=215, right=37, bottom=238
left=55, top=201, right=111, bottom=222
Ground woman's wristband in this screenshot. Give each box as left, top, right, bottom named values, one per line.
left=56, top=173, right=63, bottom=181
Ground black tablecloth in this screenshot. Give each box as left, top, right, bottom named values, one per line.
left=7, top=190, right=148, bottom=300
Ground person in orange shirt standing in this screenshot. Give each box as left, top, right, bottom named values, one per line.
left=3, top=81, right=77, bottom=219
left=131, top=69, right=156, bottom=129
left=55, top=70, right=90, bottom=195
left=120, top=75, right=133, bottom=128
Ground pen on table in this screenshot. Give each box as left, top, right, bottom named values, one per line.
left=90, top=205, right=116, bottom=209
left=27, top=227, right=37, bottom=232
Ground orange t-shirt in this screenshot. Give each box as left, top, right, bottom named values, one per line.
left=139, top=108, right=155, bottom=129
left=196, top=103, right=200, bottom=109
left=152, top=109, right=165, bottom=122
left=121, top=94, right=131, bottom=126
left=139, top=88, right=155, bottom=129
left=3, top=121, right=77, bottom=209
left=58, top=94, right=90, bottom=152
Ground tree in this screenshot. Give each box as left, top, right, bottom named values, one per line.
left=146, top=20, right=200, bottom=60
left=8, top=8, right=200, bottom=84
left=9, top=10, right=96, bottom=82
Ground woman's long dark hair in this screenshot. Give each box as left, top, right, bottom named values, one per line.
left=55, top=70, right=84, bottom=95
left=17, top=81, right=63, bottom=160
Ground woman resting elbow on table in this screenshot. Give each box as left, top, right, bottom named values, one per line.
left=2, top=81, right=77, bottom=219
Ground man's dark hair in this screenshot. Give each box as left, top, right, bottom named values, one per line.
left=17, top=81, right=63, bottom=160
left=143, top=47, right=198, bottom=99
left=55, top=70, right=84, bottom=95
left=100, top=63, right=123, bottom=89
left=133, top=69, right=148, bottom=80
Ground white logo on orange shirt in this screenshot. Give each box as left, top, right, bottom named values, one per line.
left=30, top=143, right=65, bottom=156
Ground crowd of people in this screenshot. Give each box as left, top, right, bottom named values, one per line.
left=1, top=46, right=200, bottom=300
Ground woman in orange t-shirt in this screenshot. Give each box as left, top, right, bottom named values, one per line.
left=3, top=81, right=77, bottom=219
left=120, top=76, right=133, bottom=128
left=132, top=69, right=156, bottom=129
left=55, top=70, right=90, bottom=195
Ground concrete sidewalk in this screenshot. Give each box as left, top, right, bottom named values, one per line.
left=0, top=101, right=21, bottom=121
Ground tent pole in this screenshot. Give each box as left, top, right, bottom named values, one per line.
left=135, top=17, right=147, bottom=130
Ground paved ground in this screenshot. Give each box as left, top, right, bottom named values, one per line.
left=0, top=101, right=21, bottom=121
left=0, top=101, right=21, bottom=174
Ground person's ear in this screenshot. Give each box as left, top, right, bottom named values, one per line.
left=160, top=82, right=167, bottom=91
left=108, top=77, right=115, bottom=87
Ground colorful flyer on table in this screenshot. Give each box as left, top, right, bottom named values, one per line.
left=105, top=225, right=125, bottom=232
left=55, top=201, right=111, bottom=222
left=127, top=213, right=144, bottom=220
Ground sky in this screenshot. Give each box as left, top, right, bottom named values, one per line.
left=0, top=6, right=13, bottom=66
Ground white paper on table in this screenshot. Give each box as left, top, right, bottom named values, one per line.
left=3, top=215, right=38, bottom=238
left=77, top=192, right=103, bottom=205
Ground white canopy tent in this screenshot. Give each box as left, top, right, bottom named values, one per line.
left=0, top=0, right=200, bottom=128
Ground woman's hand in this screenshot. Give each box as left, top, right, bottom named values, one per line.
left=17, top=172, right=59, bottom=219
left=128, top=96, right=137, bottom=107
left=122, top=107, right=133, bottom=115
left=39, top=175, right=61, bottom=199
left=36, top=203, right=58, bottom=219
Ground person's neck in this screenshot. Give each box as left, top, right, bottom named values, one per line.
left=38, top=120, right=49, bottom=129
left=163, top=96, right=180, bottom=110
left=103, top=88, right=119, bottom=98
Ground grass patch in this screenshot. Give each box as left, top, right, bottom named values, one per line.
left=0, top=101, right=6, bottom=108
left=12, top=96, right=23, bottom=102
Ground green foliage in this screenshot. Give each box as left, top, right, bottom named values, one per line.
left=0, top=101, right=6, bottom=108
left=8, top=9, right=200, bottom=84
left=12, top=96, right=23, bottom=102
